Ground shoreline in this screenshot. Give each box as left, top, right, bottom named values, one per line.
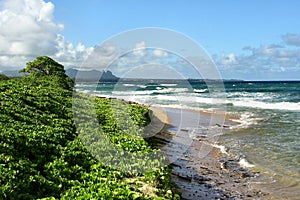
left=148, top=106, right=269, bottom=199
left=92, top=95, right=271, bottom=199
left=78, top=83, right=300, bottom=199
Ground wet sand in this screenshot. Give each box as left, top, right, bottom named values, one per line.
left=148, top=106, right=269, bottom=200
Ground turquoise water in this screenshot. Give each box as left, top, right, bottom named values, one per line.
left=76, top=80, right=300, bottom=198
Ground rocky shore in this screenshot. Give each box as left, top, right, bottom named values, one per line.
left=147, top=106, right=269, bottom=200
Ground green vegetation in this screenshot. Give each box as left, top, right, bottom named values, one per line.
left=19, top=56, right=66, bottom=77
left=0, top=57, right=179, bottom=199
left=19, top=56, right=74, bottom=89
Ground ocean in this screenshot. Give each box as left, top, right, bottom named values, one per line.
left=75, top=80, right=300, bottom=198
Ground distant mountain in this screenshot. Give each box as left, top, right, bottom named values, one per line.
left=66, top=68, right=119, bottom=82
left=1, top=70, right=23, bottom=77
left=1, top=68, right=119, bottom=82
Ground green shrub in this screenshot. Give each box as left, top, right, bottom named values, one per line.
left=0, top=75, right=179, bottom=199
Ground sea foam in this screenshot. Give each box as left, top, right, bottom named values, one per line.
left=239, top=158, right=255, bottom=168
left=231, top=100, right=300, bottom=111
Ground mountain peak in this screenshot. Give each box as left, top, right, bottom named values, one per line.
left=66, top=68, right=119, bottom=82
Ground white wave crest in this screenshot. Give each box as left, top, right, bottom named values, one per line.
left=231, top=100, right=300, bottom=111
left=194, top=88, right=208, bottom=93
left=230, top=112, right=264, bottom=129
left=160, top=84, right=178, bottom=87
left=122, top=83, right=135, bottom=87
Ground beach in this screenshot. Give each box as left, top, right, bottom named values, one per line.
left=148, top=106, right=268, bottom=199
left=76, top=81, right=300, bottom=199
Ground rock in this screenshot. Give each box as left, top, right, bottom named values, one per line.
left=180, top=128, right=189, bottom=132
left=215, top=123, right=230, bottom=128
left=193, top=174, right=211, bottom=182
left=241, top=171, right=253, bottom=178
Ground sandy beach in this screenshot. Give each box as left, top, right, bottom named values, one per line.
left=148, top=106, right=269, bottom=200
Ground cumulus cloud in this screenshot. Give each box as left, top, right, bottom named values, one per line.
left=0, top=0, right=62, bottom=56
left=95, top=41, right=165, bottom=77
left=0, top=0, right=93, bottom=70
left=78, top=40, right=173, bottom=78
left=81, top=42, right=117, bottom=70
left=102, top=35, right=300, bottom=80
left=55, top=34, right=93, bottom=67
left=215, top=39, right=300, bottom=80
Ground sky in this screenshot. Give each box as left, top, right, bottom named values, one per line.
left=1, top=0, right=300, bottom=80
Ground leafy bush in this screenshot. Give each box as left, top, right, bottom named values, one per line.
left=0, top=75, right=180, bottom=199
left=19, top=56, right=74, bottom=90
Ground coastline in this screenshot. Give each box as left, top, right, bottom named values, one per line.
left=77, top=81, right=300, bottom=199
left=91, top=95, right=274, bottom=199
left=149, top=106, right=268, bottom=199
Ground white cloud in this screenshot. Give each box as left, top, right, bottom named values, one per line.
left=0, top=0, right=93, bottom=70
left=214, top=37, right=300, bottom=80
left=0, top=0, right=62, bottom=56
left=132, top=41, right=146, bottom=57
left=55, top=34, right=93, bottom=67
left=220, top=53, right=236, bottom=65
left=153, top=48, right=169, bottom=58
left=80, top=42, right=117, bottom=70
left=78, top=41, right=174, bottom=77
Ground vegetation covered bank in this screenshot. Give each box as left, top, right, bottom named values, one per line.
left=0, top=57, right=179, bottom=199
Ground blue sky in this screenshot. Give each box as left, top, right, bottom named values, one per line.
left=52, top=0, right=300, bottom=54
left=1, top=0, right=300, bottom=80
